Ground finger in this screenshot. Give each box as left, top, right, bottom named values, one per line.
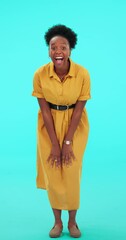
left=55, top=156, right=60, bottom=168
left=50, top=157, right=55, bottom=168
left=55, top=160, right=59, bottom=168
left=62, top=155, right=65, bottom=165
left=68, top=156, right=72, bottom=165
left=50, top=160, right=54, bottom=168
left=58, top=157, right=62, bottom=167
left=67, top=153, right=72, bottom=166
left=47, top=154, right=52, bottom=163
left=70, top=151, right=76, bottom=161
left=51, top=155, right=59, bottom=168
left=56, top=159, right=61, bottom=169
left=65, top=155, right=70, bottom=167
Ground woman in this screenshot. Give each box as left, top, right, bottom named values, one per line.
left=32, top=24, right=91, bottom=238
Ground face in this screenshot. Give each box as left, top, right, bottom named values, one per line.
left=49, top=36, right=71, bottom=69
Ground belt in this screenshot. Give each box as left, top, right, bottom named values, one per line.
left=48, top=102, right=76, bottom=111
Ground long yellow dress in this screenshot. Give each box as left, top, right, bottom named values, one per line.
left=32, top=59, right=91, bottom=210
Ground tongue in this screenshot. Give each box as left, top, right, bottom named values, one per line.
left=56, top=59, right=62, bottom=64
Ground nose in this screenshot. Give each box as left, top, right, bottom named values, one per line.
left=55, top=47, right=61, bottom=54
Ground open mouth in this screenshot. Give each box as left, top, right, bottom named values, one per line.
left=55, top=57, right=64, bottom=64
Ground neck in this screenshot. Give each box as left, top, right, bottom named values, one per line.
left=54, top=60, right=70, bottom=76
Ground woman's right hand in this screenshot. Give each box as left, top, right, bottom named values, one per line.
left=47, top=143, right=61, bottom=168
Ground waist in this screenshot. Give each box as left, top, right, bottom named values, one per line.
left=48, top=102, right=76, bottom=111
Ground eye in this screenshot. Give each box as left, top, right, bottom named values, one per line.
left=61, top=46, right=66, bottom=50
left=51, top=46, right=56, bottom=51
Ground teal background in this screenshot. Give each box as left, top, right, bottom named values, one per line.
left=0, top=0, right=126, bottom=239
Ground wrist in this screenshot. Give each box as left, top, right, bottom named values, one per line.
left=52, top=141, right=59, bottom=147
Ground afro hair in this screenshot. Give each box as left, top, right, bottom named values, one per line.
left=44, top=24, right=77, bottom=49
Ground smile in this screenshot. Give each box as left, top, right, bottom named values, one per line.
left=55, top=57, right=64, bottom=61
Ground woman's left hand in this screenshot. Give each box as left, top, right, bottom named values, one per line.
left=61, top=144, right=76, bottom=166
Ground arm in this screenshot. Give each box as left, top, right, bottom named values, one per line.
left=65, top=100, right=87, bottom=141
left=62, top=100, right=87, bottom=166
left=37, top=98, right=61, bottom=167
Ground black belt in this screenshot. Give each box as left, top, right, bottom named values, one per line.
left=48, top=102, right=75, bottom=111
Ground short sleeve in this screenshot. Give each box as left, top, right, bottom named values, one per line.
left=32, top=71, right=44, bottom=98
left=78, top=69, right=91, bottom=101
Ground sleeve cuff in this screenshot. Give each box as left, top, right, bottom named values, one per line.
left=32, top=91, right=44, bottom=98
left=78, top=95, right=91, bottom=101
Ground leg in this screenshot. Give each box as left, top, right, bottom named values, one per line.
left=68, top=210, right=81, bottom=238
left=49, top=208, right=63, bottom=237
left=68, top=210, right=77, bottom=225
left=52, top=208, right=62, bottom=225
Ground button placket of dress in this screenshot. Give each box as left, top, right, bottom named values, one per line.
left=57, top=81, right=63, bottom=97
left=59, top=84, right=63, bottom=96
left=53, top=77, right=63, bottom=102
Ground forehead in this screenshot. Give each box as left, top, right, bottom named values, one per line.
left=49, top=36, right=69, bottom=46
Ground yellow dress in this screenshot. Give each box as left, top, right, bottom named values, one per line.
left=32, top=59, right=91, bottom=210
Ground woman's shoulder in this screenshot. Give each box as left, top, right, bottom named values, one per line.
left=71, top=60, right=89, bottom=76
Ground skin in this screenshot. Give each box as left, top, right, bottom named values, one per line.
left=37, top=35, right=87, bottom=228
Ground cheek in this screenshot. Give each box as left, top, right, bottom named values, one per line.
left=49, top=47, right=52, bottom=57
left=49, top=50, right=51, bottom=57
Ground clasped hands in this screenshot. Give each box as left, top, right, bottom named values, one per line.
left=47, top=142, right=75, bottom=168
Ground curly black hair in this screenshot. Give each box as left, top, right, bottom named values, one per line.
left=44, top=24, right=77, bottom=49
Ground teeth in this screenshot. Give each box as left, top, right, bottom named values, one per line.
left=55, top=57, right=63, bottom=59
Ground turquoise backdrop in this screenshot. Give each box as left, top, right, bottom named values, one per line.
left=0, top=0, right=126, bottom=239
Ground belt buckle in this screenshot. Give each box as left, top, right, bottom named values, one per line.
left=66, top=105, right=69, bottom=110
